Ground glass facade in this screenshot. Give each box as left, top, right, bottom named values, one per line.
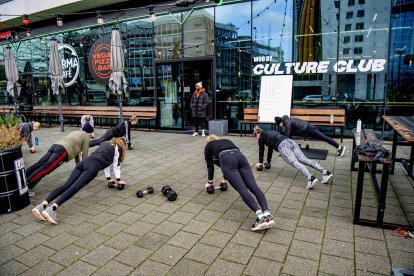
left=0, top=0, right=412, bottom=135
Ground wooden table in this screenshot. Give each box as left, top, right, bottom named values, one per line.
left=383, top=116, right=414, bottom=180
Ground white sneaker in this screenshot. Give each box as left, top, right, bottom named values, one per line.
left=321, top=171, right=333, bottom=184
left=306, top=176, right=318, bottom=190
left=192, top=132, right=199, bottom=136
left=202, top=130, right=205, bottom=137
left=337, top=146, right=346, bottom=157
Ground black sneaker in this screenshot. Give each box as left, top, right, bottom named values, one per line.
left=321, top=171, right=333, bottom=184
left=306, top=176, right=318, bottom=190
left=251, top=216, right=270, bottom=231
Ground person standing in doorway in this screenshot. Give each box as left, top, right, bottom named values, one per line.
left=190, top=82, right=209, bottom=137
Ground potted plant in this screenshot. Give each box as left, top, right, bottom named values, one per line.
left=0, top=114, right=30, bottom=214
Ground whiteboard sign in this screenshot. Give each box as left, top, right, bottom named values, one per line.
left=258, top=75, right=293, bottom=122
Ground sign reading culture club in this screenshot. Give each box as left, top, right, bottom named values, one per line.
left=88, top=37, right=111, bottom=84
left=58, top=44, right=80, bottom=87
left=252, top=56, right=387, bottom=75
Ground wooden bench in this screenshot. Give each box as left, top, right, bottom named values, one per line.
left=240, top=107, right=345, bottom=142
left=32, top=105, right=157, bottom=130
left=351, top=128, right=394, bottom=229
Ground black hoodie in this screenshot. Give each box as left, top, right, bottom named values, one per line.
left=281, top=115, right=309, bottom=138
left=204, top=139, right=239, bottom=181
left=258, top=131, right=288, bottom=163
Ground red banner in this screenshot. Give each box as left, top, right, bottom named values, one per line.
left=0, top=31, right=11, bottom=40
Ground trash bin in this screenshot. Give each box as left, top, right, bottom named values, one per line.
left=208, top=120, right=228, bottom=136
left=0, top=146, right=30, bottom=214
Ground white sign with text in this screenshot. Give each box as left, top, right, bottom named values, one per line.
left=258, top=75, right=293, bottom=123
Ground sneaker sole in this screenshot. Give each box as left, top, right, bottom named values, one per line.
left=306, top=178, right=318, bottom=190
left=266, top=219, right=275, bottom=227
left=339, top=146, right=346, bottom=157
left=321, top=174, right=333, bottom=184
left=41, top=210, right=57, bottom=225
left=252, top=222, right=271, bottom=231
left=32, top=208, right=46, bottom=221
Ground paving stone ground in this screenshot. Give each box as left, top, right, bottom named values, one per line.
left=1, top=126, right=413, bottom=275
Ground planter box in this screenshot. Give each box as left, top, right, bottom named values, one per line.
left=0, top=146, right=30, bottom=214
left=208, top=120, right=228, bottom=136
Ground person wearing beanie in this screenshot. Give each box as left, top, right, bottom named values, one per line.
left=32, top=138, right=127, bottom=225
left=275, top=115, right=346, bottom=157
left=81, top=115, right=94, bottom=129
left=253, top=126, right=333, bottom=190
left=25, top=126, right=95, bottom=197
left=89, top=116, right=138, bottom=150
left=190, top=82, right=209, bottom=137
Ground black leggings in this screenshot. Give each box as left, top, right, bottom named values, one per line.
left=26, top=144, right=68, bottom=189
left=89, top=129, right=115, bottom=147
left=45, top=159, right=101, bottom=206
left=306, top=125, right=339, bottom=149
left=193, top=117, right=206, bottom=132
left=219, top=150, right=269, bottom=212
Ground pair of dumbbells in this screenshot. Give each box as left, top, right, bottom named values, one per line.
left=108, top=180, right=126, bottom=190
left=256, top=162, right=271, bottom=171
left=161, top=186, right=177, bottom=201
left=206, top=182, right=228, bottom=194
left=136, top=187, right=154, bottom=198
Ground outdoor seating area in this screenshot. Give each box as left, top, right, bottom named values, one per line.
left=0, top=126, right=413, bottom=275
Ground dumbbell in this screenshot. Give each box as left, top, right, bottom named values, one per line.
left=299, top=144, right=310, bottom=150
left=256, top=162, right=271, bottom=171
left=161, top=186, right=177, bottom=201
left=107, top=180, right=126, bottom=190
left=206, top=182, right=228, bottom=194
left=136, top=187, right=154, bottom=198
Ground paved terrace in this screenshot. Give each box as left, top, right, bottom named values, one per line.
left=1, top=126, right=413, bottom=276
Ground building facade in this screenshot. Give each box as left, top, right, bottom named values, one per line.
left=0, top=0, right=413, bottom=135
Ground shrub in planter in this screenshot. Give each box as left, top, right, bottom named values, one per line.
left=0, top=115, right=29, bottom=214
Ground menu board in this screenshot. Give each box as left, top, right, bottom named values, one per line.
left=258, top=75, right=293, bottom=122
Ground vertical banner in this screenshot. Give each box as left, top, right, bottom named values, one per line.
left=258, top=75, right=293, bottom=122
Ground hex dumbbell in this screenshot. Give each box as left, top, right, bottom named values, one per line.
left=161, top=186, right=177, bottom=201
left=206, top=182, right=228, bottom=194
left=136, top=187, right=154, bottom=198
left=108, top=180, right=127, bottom=190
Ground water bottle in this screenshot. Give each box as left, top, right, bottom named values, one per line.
left=330, top=115, right=334, bottom=124
left=35, top=137, right=39, bottom=146
left=356, top=119, right=362, bottom=133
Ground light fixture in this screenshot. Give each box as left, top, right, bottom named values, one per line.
left=148, top=6, right=156, bottom=21
left=56, top=14, right=63, bottom=27
left=22, top=14, right=29, bottom=25
left=97, top=11, right=104, bottom=25
left=196, top=45, right=199, bottom=51
left=26, top=29, right=31, bottom=37
left=40, top=37, right=45, bottom=44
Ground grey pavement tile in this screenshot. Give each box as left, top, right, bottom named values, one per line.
left=169, top=258, right=209, bottom=276
left=384, top=231, right=414, bottom=253
left=96, top=221, right=129, bottom=236
left=319, top=254, right=355, bottom=275
left=355, top=252, right=391, bottom=275
left=194, top=209, right=223, bottom=223
left=64, top=212, right=94, bottom=226
left=97, top=195, right=124, bottom=206
left=211, top=218, right=243, bottom=234
left=0, top=231, right=23, bottom=249
left=0, top=244, right=25, bottom=266
left=42, top=232, right=79, bottom=251
left=222, top=208, right=250, bottom=222
left=104, top=232, right=140, bottom=250
left=254, top=240, right=289, bottom=262
left=185, top=243, right=222, bottom=265
left=56, top=260, right=98, bottom=276
left=328, top=205, right=353, bottom=218
left=302, top=206, right=327, bottom=219
left=155, top=202, right=182, bottom=214
left=294, top=226, right=324, bottom=244
left=74, top=232, right=111, bottom=250
left=13, top=212, right=45, bottom=226
left=114, top=245, right=153, bottom=268
left=324, top=225, right=354, bottom=242
left=123, top=220, right=156, bottom=237
left=305, top=198, right=328, bottom=209
left=273, top=216, right=298, bottom=232
left=92, top=260, right=133, bottom=276
left=152, top=221, right=183, bottom=236
left=282, top=255, right=318, bottom=276
left=49, top=244, right=90, bottom=266
left=326, top=215, right=354, bottom=229
left=167, top=231, right=201, bottom=249
left=129, top=259, right=171, bottom=276
left=182, top=219, right=212, bottom=235
left=0, top=260, right=29, bottom=275
left=276, top=207, right=302, bottom=220
left=12, top=221, right=46, bottom=237
left=355, top=270, right=386, bottom=276
left=262, top=228, right=294, bottom=245
left=166, top=210, right=195, bottom=225
left=105, top=203, right=133, bottom=216
left=288, top=240, right=321, bottom=261
left=199, top=229, right=233, bottom=248
left=14, top=232, right=51, bottom=251
left=135, top=232, right=170, bottom=251
left=129, top=202, right=158, bottom=214
left=205, top=258, right=245, bottom=276
left=81, top=245, right=120, bottom=267
left=220, top=242, right=255, bottom=265
left=355, top=236, right=388, bottom=256
left=284, top=192, right=307, bottom=202
left=114, top=211, right=144, bottom=225
left=140, top=211, right=169, bottom=224
left=230, top=229, right=263, bottom=248
left=322, top=238, right=354, bottom=259
left=15, top=244, right=56, bottom=267
left=244, top=256, right=283, bottom=276
left=0, top=221, right=21, bottom=233
left=298, top=215, right=325, bottom=230
left=20, top=260, right=64, bottom=276
left=150, top=243, right=188, bottom=266
left=68, top=222, right=100, bottom=237
left=388, top=249, right=414, bottom=270
left=205, top=199, right=233, bottom=212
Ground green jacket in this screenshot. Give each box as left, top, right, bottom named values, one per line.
left=57, top=131, right=90, bottom=164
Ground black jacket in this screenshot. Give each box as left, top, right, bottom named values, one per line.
left=88, top=142, right=122, bottom=169
left=111, top=121, right=132, bottom=145
left=281, top=115, right=309, bottom=138
left=258, top=131, right=288, bottom=163
left=204, top=139, right=239, bottom=181
left=18, top=122, right=34, bottom=148
left=190, top=90, right=209, bottom=118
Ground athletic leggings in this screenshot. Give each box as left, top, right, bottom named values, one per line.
left=26, top=144, right=68, bottom=189
left=306, top=125, right=339, bottom=149
left=193, top=117, right=206, bottom=132
left=45, top=159, right=101, bottom=206
left=278, top=139, right=324, bottom=179
left=89, top=129, right=115, bottom=147
left=219, top=150, right=268, bottom=212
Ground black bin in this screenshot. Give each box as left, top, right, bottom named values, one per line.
left=0, top=146, right=30, bottom=214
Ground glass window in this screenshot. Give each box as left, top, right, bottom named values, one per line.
left=345, top=24, right=352, bottom=31
left=346, top=12, right=353, bottom=19
left=334, top=1, right=340, bottom=8
left=354, top=47, right=363, bottom=54
left=183, top=9, right=214, bottom=57
left=357, top=10, right=365, bottom=17
left=355, top=35, right=363, bottom=42
left=344, top=36, right=351, bottom=43
left=358, top=0, right=365, bottom=4
left=343, top=48, right=350, bottom=54
left=348, top=0, right=355, bottom=6
left=356, top=22, right=364, bottom=30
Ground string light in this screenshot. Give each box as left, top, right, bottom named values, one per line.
left=56, top=14, right=63, bottom=27
left=26, top=29, right=31, bottom=37
left=97, top=11, right=104, bottom=25
left=148, top=6, right=156, bottom=21
left=22, top=14, right=29, bottom=25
